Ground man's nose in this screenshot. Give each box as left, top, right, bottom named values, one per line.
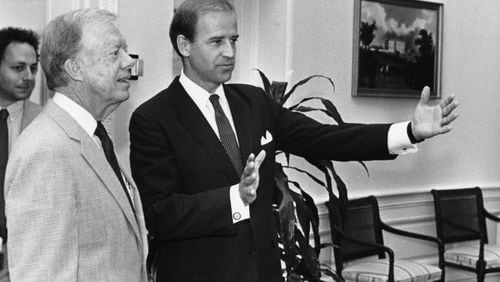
left=22, top=68, right=35, bottom=81
left=121, top=52, right=136, bottom=69
left=222, top=41, right=235, bottom=58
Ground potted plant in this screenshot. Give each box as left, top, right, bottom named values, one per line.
left=256, top=70, right=365, bottom=282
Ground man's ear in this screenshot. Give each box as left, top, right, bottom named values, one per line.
left=63, top=59, right=84, bottom=82
left=177, top=34, right=191, bottom=57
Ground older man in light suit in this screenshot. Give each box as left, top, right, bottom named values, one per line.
left=4, top=9, right=148, bottom=281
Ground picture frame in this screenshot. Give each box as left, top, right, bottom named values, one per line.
left=352, top=0, right=443, bottom=98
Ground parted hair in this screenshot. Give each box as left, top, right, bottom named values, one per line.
left=0, top=27, right=39, bottom=63
left=170, top=0, right=234, bottom=57
left=40, top=8, right=116, bottom=90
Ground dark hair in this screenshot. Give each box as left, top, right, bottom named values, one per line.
left=0, top=27, right=39, bottom=63
left=169, top=0, right=234, bottom=57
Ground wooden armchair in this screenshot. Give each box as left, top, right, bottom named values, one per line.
left=431, top=187, right=500, bottom=281
left=326, top=196, right=444, bottom=282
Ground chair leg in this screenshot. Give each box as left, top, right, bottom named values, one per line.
left=439, top=265, right=445, bottom=282
left=478, top=272, right=485, bottom=282
left=477, top=260, right=486, bottom=282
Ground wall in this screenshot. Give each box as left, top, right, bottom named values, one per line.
left=110, top=0, right=173, bottom=171
left=252, top=0, right=500, bottom=202
left=251, top=1, right=500, bottom=280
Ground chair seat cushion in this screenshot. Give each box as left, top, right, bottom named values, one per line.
left=445, top=243, right=500, bottom=269
left=342, top=259, right=442, bottom=282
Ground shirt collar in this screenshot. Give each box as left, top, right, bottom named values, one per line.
left=2, top=100, right=25, bottom=122
left=52, top=92, right=97, bottom=138
left=179, top=69, right=226, bottom=109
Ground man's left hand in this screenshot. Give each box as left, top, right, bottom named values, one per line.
left=411, top=86, right=459, bottom=141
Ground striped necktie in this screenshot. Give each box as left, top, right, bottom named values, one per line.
left=94, top=122, right=135, bottom=212
left=209, top=94, right=243, bottom=175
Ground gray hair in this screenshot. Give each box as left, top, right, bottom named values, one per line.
left=40, top=9, right=116, bottom=90
left=170, top=0, right=235, bottom=56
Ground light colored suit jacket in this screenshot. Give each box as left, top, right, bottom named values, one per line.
left=20, top=100, right=42, bottom=133
left=5, top=100, right=148, bottom=282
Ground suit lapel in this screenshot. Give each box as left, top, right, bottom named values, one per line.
left=43, top=101, right=142, bottom=244
left=120, top=165, right=148, bottom=262
left=20, top=100, right=42, bottom=131
left=169, top=79, right=239, bottom=181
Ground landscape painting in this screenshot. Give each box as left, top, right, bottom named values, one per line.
left=352, top=0, right=442, bottom=98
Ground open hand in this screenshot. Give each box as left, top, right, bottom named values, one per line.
left=239, top=150, right=266, bottom=205
left=411, top=86, right=459, bottom=141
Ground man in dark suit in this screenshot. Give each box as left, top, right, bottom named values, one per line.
left=129, top=0, right=458, bottom=281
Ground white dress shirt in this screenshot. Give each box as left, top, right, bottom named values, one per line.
left=2, top=100, right=27, bottom=154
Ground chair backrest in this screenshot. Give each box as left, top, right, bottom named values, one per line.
left=431, top=187, right=488, bottom=244
left=327, top=196, right=385, bottom=267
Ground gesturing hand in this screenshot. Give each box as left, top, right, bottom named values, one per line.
left=239, top=150, right=266, bottom=206
left=411, top=86, right=459, bottom=141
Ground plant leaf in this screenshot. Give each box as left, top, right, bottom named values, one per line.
left=320, top=263, right=344, bottom=282
left=284, top=166, right=326, bottom=187
left=292, top=229, right=321, bottom=279
left=282, top=74, right=336, bottom=105
left=302, top=159, right=333, bottom=199
left=271, top=81, right=288, bottom=103
left=254, top=69, right=271, bottom=93
left=305, top=158, right=348, bottom=221
left=358, top=160, right=370, bottom=177
left=274, top=163, right=296, bottom=242
left=289, top=97, right=345, bottom=125
left=289, top=183, right=310, bottom=241
left=301, top=190, right=321, bottom=255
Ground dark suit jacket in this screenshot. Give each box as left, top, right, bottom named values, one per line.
left=129, top=76, right=396, bottom=282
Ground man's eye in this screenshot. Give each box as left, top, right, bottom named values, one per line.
left=30, top=65, right=38, bottom=74
left=12, top=66, right=24, bottom=72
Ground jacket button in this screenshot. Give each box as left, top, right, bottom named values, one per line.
left=248, top=249, right=257, bottom=255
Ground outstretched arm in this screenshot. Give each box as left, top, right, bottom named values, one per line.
left=411, top=86, right=459, bottom=142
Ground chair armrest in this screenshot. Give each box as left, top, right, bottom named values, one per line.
left=332, top=225, right=394, bottom=258
left=332, top=225, right=395, bottom=281
left=381, top=222, right=443, bottom=246
left=485, top=209, right=500, bottom=223
left=381, top=221, right=445, bottom=272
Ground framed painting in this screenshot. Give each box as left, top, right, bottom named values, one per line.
left=352, top=0, right=443, bottom=98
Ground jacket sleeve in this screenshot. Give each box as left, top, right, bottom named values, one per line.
left=253, top=86, right=397, bottom=162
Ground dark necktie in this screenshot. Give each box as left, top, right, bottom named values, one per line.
left=0, top=109, right=9, bottom=241
left=209, top=94, right=243, bottom=175
left=94, top=122, right=135, bottom=212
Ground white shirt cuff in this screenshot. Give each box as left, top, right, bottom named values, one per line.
left=229, top=184, right=250, bottom=223
left=387, top=121, right=418, bottom=155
